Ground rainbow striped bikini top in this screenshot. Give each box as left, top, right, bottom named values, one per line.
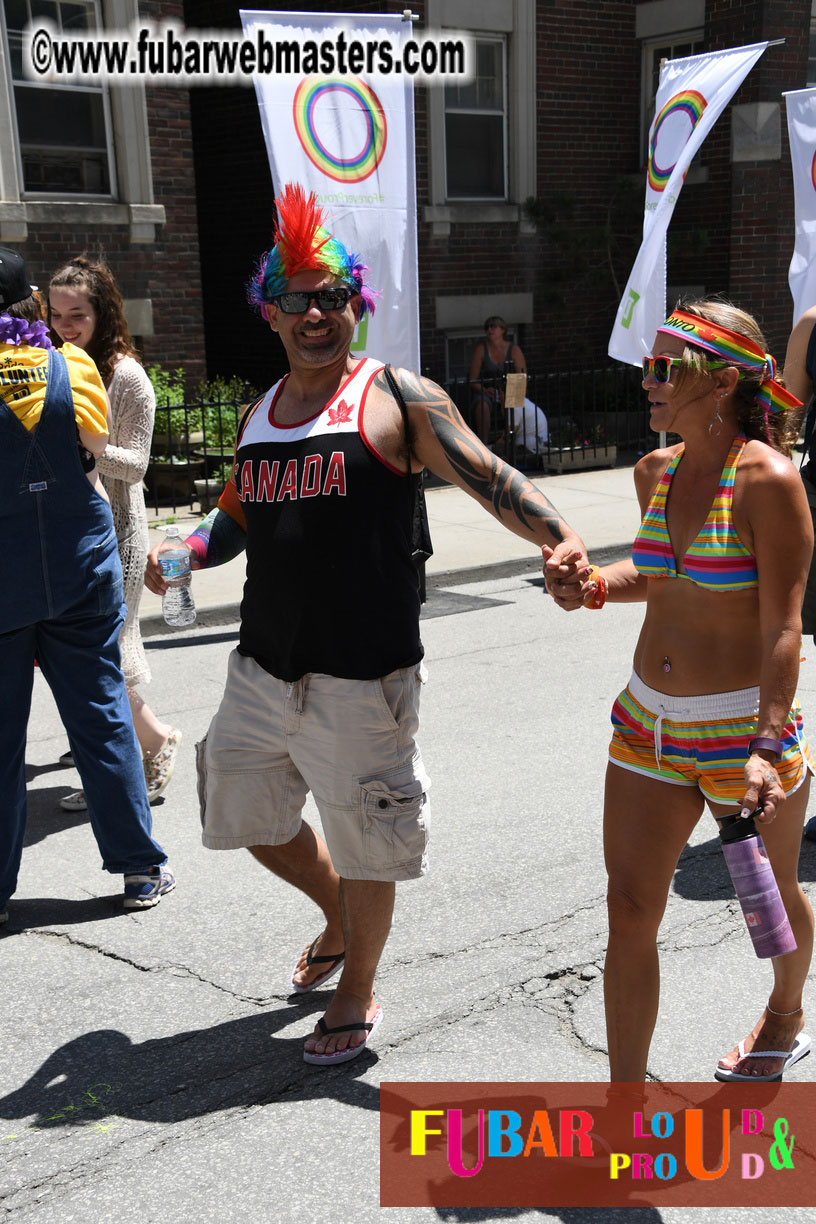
left=632, top=433, right=758, bottom=591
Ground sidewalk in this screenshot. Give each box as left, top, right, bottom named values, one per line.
left=141, top=463, right=641, bottom=633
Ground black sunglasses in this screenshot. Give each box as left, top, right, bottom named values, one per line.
left=273, top=287, right=353, bottom=314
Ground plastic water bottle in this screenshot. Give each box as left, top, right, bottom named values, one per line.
left=718, top=812, right=797, bottom=959
left=158, top=525, right=196, bottom=627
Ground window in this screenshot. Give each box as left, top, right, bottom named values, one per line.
left=641, top=31, right=704, bottom=162
left=3, top=0, right=115, bottom=196
left=423, top=0, right=535, bottom=234
left=0, top=0, right=164, bottom=242
left=444, top=37, right=507, bottom=200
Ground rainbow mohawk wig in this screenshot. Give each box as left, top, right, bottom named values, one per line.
left=248, top=183, right=378, bottom=318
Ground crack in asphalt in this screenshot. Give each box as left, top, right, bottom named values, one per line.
left=16, top=929, right=280, bottom=1005
left=18, top=928, right=163, bottom=973
left=2, top=873, right=775, bottom=1210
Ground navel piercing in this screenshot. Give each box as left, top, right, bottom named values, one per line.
left=663, top=656, right=671, bottom=673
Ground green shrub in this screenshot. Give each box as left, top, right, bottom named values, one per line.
left=147, top=366, right=258, bottom=446
left=197, top=376, right=258, bottom=449
left=148, top=365, right=201, bottom=435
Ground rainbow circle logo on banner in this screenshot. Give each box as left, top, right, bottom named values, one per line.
left=648, top=90, right=708, bottom=191
left=293, top=77, right=388, bottom=183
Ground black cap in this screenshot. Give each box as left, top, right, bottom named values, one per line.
left=0, top=245, right=36, bottom=310
left=717, top=811, right=759, bottom=843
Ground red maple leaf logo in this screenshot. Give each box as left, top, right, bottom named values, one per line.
left=327, top=399, right=354, bottom=427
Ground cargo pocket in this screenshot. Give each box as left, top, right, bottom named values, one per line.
left=360, top=770, right=428, bottom=874
left=195, top=734, right=208, bottom=829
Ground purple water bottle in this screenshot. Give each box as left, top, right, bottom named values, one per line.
left=718, top=812, right=797, bottom=959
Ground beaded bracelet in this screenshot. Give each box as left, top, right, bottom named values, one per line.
left=584, top=564, right=607, bottom=610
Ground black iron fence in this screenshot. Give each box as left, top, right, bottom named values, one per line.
left=146, top=394, right=251, bottom=515
left=444, top=363, right=651, bottom=471
left=145, top=365, right=651, bottom=513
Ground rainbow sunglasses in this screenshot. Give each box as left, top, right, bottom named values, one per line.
left=642, top=354, right=727, bottom=384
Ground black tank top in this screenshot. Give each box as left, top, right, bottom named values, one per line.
left=481, top=340, right=512, bottom=378
left=235, top=357, right=422, bottom=682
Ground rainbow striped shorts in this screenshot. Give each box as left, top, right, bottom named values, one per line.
left=609, top=671, right=814, bottom=804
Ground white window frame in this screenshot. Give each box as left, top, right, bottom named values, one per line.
left=423, top=0, right=535, bottom=234
left=0, top=0, right=164, bottom=242
left=3, top=0, right=117, bottom=199
left=443, top=34, right=508, bottom=202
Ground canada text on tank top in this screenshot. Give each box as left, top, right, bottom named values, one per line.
left=236, top=356, right=384, bottom=505
left=235, top=356, right=423, bottom=683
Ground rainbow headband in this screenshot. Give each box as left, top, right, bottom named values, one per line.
left=656, top=310, right=802, bottom=415
left=247, top=183, right=378, bottom=318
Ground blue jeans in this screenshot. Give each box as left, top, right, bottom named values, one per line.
left=0, top=349, right=165, bottom=908
left=0, top=584, right=166, bottom=906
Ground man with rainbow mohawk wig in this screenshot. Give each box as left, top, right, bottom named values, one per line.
left=248, top=183, right=379, bottom=321
left=147, top=182, right=588, bottom=1066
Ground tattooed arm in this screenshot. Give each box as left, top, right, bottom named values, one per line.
left=379, top=367, right=588, bottom=579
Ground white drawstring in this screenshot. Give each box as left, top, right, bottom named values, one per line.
left=653, top=703, right=689, bottom=767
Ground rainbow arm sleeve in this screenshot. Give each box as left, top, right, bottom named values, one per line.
left=185, top=481, right=246, bottom=569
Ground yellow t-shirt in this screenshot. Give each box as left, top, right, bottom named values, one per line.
left=0, top=342, right=108, bottom=434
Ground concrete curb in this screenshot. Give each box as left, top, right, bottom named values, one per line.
left=139, top=542, right=633, bottom=638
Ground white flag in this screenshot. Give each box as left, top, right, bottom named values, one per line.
left=239, top=10, right=419, bottom=371
left=609, top=42, right=767, bottom=366
left=785, top=88, right=816, bottom=325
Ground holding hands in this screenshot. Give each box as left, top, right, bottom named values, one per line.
left=541, top=545, right=604, bottom=610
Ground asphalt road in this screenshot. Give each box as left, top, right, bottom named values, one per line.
left=4, top=568, right=816, bottom=1223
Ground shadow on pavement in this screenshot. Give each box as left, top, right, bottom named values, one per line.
left=673, top=830, right=816, bottom=901
left=0, top=895, right=125, bottom=928
left=0, top=998, right=380, bottom=1130
left=22, top=785, right=93, bottom=849
left=144, top=629, right=239, bottom=651
left=24, top=762, right=70, bottom=781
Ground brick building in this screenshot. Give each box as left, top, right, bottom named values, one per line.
left=1, top=0, right=813, bottom=392
left=0, top=0, right=206, bottom=384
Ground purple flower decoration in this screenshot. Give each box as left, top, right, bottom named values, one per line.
left=0, top=314, right=53, bottom=349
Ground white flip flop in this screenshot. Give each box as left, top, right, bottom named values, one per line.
left=714, top=1032, right=811, bottom=1082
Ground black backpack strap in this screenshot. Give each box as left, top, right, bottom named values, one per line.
left=382, top=363, right=433, bottom=563
left=799, top=323, right=816, bottom=474
left=382, top=364, right=413, bottom=482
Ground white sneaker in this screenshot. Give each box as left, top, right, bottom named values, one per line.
left=60, top=790, right=87, bottom=811
left=58, top=750, right=74, bottom=767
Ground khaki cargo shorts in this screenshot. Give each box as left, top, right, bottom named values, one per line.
left=197, top=650, right=430, bottom=881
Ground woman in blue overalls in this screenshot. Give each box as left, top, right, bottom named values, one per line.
left=0, top=249, right=174, bottom=923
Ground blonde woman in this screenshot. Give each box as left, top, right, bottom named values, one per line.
left=549, top=299, right=814, bottom=1086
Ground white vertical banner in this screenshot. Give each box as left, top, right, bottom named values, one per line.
left=239, top=10, right=419, bottom=371
left=608, top=42, right=767, bottom=366
left=785, top=87, right=816, bottom=325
